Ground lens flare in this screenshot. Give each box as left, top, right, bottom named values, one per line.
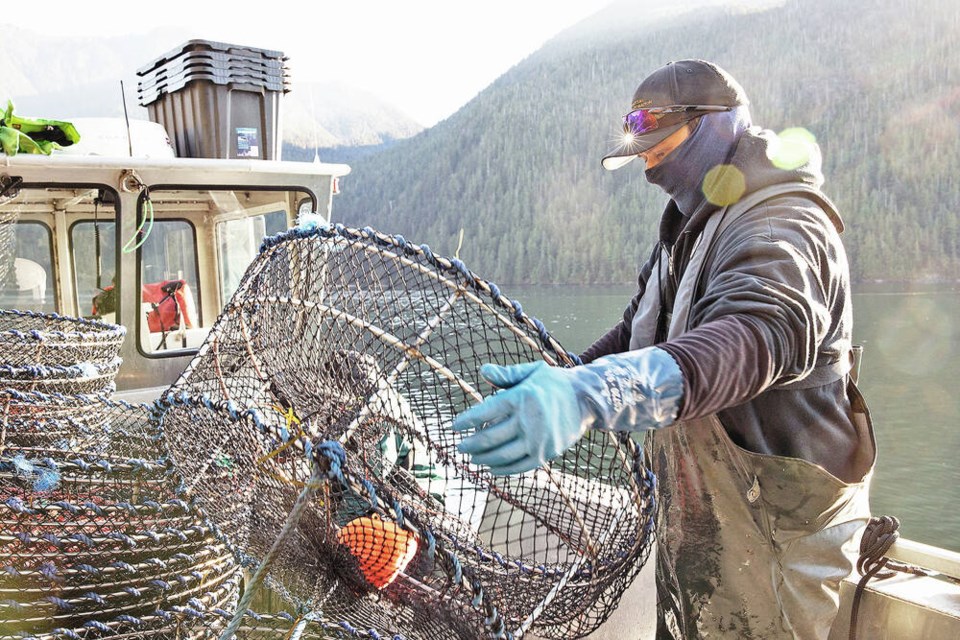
left=702, top=164, right=746, bottom=206
left=767, top=127, right=817, bottom=170
left=876, top=295, right=954, bottom=377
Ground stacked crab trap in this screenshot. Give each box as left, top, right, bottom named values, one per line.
left=1, top=223, right=658, bottom=640
left=0, top=311, right=241, bottom=639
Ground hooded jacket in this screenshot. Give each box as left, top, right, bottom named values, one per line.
left=582, top=124, right=869, bottom=483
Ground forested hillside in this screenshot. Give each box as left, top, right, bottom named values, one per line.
left=331, top=0, right=960, bottom=284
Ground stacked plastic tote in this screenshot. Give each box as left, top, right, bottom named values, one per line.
left=136, top=39, right=291, bottom=160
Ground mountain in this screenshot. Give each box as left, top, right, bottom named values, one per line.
left=0, top=27, right=422, bottom=150
left=332, top=0, right=960, bottom=285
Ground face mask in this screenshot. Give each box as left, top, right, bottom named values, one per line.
left=645, top=105, right=752, bottom=216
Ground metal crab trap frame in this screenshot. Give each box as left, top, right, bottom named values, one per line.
left=155, top=223, right=657, bottom=640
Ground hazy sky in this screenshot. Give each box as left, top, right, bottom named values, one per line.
left=10, top=1, right=614, bottom=126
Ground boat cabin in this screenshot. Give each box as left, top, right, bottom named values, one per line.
left=1, top=144, right=349, bottom=400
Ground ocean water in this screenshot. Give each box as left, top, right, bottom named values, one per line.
left=505, top=282, right=960, bottom=553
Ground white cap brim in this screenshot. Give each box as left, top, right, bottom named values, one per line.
left=600, top=121, right=687, bottom=171
left=601, top=154, right=638, bottom=171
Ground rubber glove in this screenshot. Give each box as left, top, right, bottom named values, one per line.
left=453, top=346, right=684, bottom=475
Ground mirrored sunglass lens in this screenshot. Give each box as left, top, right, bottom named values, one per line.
left=623, top=109, right=658, bottom=134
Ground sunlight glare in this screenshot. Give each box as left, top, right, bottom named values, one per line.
left=767, top=127, right=817, bottom=170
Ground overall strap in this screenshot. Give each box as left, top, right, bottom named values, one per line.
left=667, top=183, right=851, bottom=387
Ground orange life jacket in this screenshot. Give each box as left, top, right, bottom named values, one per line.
left=142, top=279, right=197, bottom=332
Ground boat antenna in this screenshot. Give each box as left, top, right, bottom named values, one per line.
left=120, top=80, right=133, bottom=157
left=309, top=83, right=320, bottom=163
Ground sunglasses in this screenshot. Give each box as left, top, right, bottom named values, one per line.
left=622, top=105, right=732, bottom=135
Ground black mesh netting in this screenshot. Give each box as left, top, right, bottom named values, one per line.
left=1, top=224, right=656, bottom=640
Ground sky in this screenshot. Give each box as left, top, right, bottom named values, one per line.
left=13, top=1, right=615, bottom=127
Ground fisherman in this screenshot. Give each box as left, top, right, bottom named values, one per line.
left=452, top=59, right=875, bottom=639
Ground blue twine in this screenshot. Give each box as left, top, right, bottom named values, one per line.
left=167, top=498, right=190, bottom=512
left=360, top=478, right=378, bottom=510
left=45, top=596, right=73, bottom=610
left=39, top=562, right=59, bottom=580
left=107, top=532, right=137, bottom=547
left=41, top=533, right=63, bottom=548
left=423, top=528, right=437, bottom=562
left=82, top=501, right=103, bottom=515
left=164, top=527, right=189, bottom=542
left=392, top=500, right=405, bottom=528
left=177, top=606, right=205, bottom=619
left=116, top=501, right=136, bottom=513
left=4, top=496, right=34, bottom=515
left=449, top=257, right=472, bottom=281
left=447, top=550, right=463, bottom=585
left=50, top=500, right=80, bottom=515
left=153, top=609, right=173, bottom=622
left=315, top=440, right=347, bottom=479
left=0, top=598, right=23, bottom=611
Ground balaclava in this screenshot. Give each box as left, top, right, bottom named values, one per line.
left=644, top=105, right=752, bottom=216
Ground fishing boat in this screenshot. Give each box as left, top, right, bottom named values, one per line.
left=1, top=40, right=958, bottom=640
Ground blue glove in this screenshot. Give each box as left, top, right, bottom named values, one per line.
left=452, top=346, right=684, bottom=475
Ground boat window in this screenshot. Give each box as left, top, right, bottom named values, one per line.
left=136, top=187, right=310, bottom=356
left=216, top=209, right=288, bottom=301
left=0, top=221, right=56, bottom=313
left=138, top=219, right=202, bottom=354
left=72, top=220, right=118, bottom=321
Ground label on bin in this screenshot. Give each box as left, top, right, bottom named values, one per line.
left=236, top=127, right=260, bottom=158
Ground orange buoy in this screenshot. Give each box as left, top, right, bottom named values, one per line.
left=337, top=514, right=418, bottom=589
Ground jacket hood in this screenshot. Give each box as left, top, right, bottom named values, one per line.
left=659, top=126, right=842, bottom=244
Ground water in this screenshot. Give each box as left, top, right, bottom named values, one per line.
left=503, top=282, right=960, bottom=553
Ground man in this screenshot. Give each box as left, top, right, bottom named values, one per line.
left=453, top=59, right=875, bottom=639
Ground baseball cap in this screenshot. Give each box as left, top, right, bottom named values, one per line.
left=601, top=59, right=749, bottom=170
